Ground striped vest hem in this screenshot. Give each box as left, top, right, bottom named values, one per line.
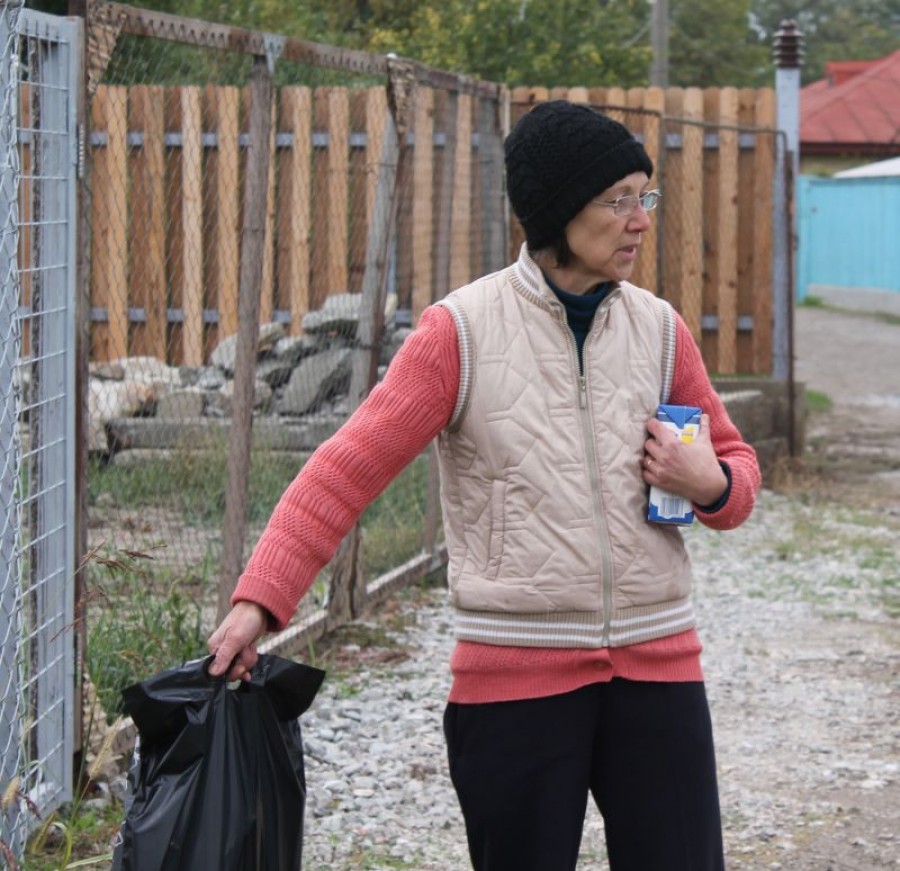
left=453, top=598, right=696, bottom=649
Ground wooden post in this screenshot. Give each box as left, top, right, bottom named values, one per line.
left=410, top=86, right=434, bottom=319
left=218, top=58, right=275, bottom=621
left=327, top=82, right=404, bottom=624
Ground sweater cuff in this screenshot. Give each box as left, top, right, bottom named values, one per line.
left=694, top=461, right=732, bottom=514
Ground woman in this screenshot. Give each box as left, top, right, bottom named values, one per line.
left=208, top=100, right=761, bottom=870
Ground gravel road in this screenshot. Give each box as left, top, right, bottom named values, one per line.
left=294, top=302, right=900, bottom=871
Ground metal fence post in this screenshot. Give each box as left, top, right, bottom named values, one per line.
left=772, top=19, right=803, bottom=382
left=0, top=3, right=24, bottom=857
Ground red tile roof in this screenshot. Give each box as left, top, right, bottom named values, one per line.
left=801, top=51, right=900, bottom=155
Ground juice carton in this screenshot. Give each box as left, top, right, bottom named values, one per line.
left=647, top=404, right=702, bottom=525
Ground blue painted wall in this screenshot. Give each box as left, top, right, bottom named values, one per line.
left=797, top=175, right=900, bottom=299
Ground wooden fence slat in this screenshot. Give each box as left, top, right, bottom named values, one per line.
left=411, top=86, right=434, bottom=320
left=701, top=88, right=721, bottom=368
left=680, top=88, right=704, bottom=340
left=277, top=87, right=312, bottom=335
left=82, top=84, right=778, bottom=375
left=641, top=87, right=664, bottom=294
left=89, top=85, right=128, bottom=362
left=311, top=87, right=350, bottom=310
left=567, top=86, right=589, bottom=104
left=469, top=96, right=483, bottom=283
left=348, top=90, right=368, bottom=293
left=242, top=87, right=278, bottom=324
left=753, top=89, right=776, bottom=374
left=662, top=88, right=684, bottom=313
left=128, top=85, right=167, bottom=361
left=166, top=86, right=204, bottom=367
left=717, top=87, right=740, bottom=374
left=604, top=87, right=627, bottom=123
left=203, top=85, right=240, bottom=350
left=449, top=94, right=473, bottom=290
left=432, top=90, right=456, bottom=295
left=736, top=87, right=758, bottom=373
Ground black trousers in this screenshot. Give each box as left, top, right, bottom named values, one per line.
left=444, top=679, right=725, bottom=871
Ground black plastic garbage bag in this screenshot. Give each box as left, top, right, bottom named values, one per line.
left=111, top=653, right=325, bottom=871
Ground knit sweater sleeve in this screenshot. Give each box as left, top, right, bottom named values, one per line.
left=669, top=313, right=761, bottom=530
left=232, top=305, right=460, bottom=628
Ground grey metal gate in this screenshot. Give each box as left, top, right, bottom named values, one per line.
left=0, top=5, right=81, bottom=859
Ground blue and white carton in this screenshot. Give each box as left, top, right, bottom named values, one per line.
left=647, top=404, right=702, bottom=525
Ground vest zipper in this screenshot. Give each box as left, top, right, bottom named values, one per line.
left=559, top=311, right=616, bottom=647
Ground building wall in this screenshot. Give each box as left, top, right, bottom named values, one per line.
left=797, top=175, right=900, bottom=299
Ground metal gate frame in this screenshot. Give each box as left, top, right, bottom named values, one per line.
left=0, top=6, right=81, bottom=859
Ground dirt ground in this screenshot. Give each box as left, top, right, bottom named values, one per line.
left=781, top=302, right=900, bottom=869
left=793, top=303, right=900, bottom=513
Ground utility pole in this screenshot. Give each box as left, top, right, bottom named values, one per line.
left=650, top=0, right=669, bottom=87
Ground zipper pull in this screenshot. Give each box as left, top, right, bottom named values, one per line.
left=579, top=376, right=587, bottom=409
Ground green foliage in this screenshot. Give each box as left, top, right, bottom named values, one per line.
left=88, top=441, right=303, bottom=528
left=669, top=0, right=770, bottom=86
left=84, top=545, right=211, bottom=718
left=804, top=389, right=833, bottom=413
left=751, top=0, right=900, bottom=84
left=360, top=453, right=430, bottom=577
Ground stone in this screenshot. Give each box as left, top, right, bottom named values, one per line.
left=210, top=322, right=286, bottom=373
left=207, top=378, right=273, bottom=416
left=276, top=348, right=352, bottom=416
left=88, top=379, right=155, bottom=454
left=154, top=388, right=206, bottom=419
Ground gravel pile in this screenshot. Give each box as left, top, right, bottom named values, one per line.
left=299, top=488, right=900, bottom=870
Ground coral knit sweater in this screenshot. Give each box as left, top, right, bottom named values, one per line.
left=233, top=304, right=760, bottom=704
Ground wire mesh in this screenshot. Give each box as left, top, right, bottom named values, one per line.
left=82, top=3, right=507, bottom=725
left=1, top=4, right=79, bottom=861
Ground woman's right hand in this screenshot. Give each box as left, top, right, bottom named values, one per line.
left=207, top=601, right=269, bottom=681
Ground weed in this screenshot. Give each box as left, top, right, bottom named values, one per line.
left=82, top=543, right=210, bottom=719
left=798, top=295, right=826, bottom=308
left=805, top=389, right=833, bottom=414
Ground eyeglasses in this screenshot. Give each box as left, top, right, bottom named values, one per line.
left=589, top=189, right=661, bottom=217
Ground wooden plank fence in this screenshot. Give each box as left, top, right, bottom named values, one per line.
left=83, top=82, right=778, bottom=376
left=510, top=85, right=778, bottom=375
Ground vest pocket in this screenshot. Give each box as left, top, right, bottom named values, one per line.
left=485, top=477, right=507, bottom=578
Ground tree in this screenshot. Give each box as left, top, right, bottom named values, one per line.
left=668, top=0, right=770, bottom=86
left=332, top=0, right=653, bottom=87
left=751, top=0, right=900, bottom=83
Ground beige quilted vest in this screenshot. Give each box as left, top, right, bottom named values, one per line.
left=435, top=246, right=694, bottom=648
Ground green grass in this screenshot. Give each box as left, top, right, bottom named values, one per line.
left=82, top=544, right=211, bottom=719
left=798, top=294, right=826, bottom=308
left=88, top=439, right=306, bottom=528
left=805, top=389, right=833, bottom=413
left=360, top=454, right=432, bottom=577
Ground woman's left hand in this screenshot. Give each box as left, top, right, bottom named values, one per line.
left=642, top=413, right=728, bottom=506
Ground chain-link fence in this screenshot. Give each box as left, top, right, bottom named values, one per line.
left=80, top=2, right=507, bottom=729
left=1, top=4, right=81, bottom=859
left=510, top=87, right=783, bottom=378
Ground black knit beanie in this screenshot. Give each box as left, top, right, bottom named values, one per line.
left=504, top=100, right=654, bottom=251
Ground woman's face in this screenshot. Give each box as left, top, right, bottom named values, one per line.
left=555, top=171, right=653, bottom=293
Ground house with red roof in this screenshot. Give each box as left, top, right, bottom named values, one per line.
left=800, top=50, right=900, bottom=176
